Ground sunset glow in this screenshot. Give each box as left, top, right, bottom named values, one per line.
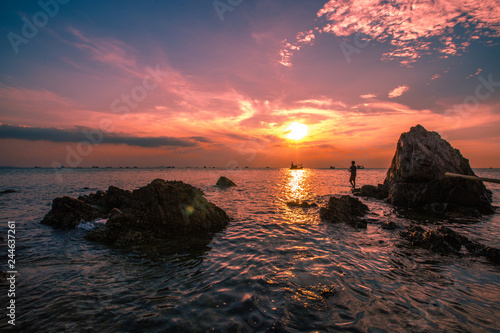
left=0, top=1, right=499, bottom=168
left=285, top=123, right=308, bottom=141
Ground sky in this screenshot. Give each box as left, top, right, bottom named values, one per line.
left=0, top=0, right=499, bottom=168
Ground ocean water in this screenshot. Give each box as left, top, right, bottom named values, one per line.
left=0, top=167, right=499, bottom=332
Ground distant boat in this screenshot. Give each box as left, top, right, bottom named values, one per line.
left=34, top=166, right=41, bottom=168
left=290, top=162, right=303, bottom=169
left=330, top=166, right=335, bottom=169
left=92, top=166, right=99, bottom=168
left=357, top=165, right=365, bottom=169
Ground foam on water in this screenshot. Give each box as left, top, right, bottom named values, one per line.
left=77, top=218, right=108, bottom=231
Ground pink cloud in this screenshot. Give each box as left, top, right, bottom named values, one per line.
left=279, top=29, right=316, bottom=67
left=296, top=98, right=336, bottom=108
left=0, top=84, right=84, bottom=127
left=282, top=0, right=500, bottom=66
left=67, top=27, right=141, bottom=76
left=466, top=68, right=483, bottom=79
left=388, top=85, right=410, bottom=98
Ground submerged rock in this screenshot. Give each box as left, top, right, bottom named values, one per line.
left=352, top=184, right=389, bottom=200
left=42, top=179, right=230, bottom=247
left=400, top=224, right=500, bottom=264
left=216, top=176, right=237, bottom=187
left=319, top=195, right=369, bottom=228
left=384, top=125, right=493, bottom=215
left=286, top=200, right=318, bottom=208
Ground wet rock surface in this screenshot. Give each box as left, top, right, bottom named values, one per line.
left=381, top=221, right=398, bottom=230
left=320, top=195, right=369, bottom=228
left=384, top=125, right=493, bottom=215
left=400, top=225, right=500, bottom=264
left=41, top=196, right=106, bottom=228
left=42, top=179, right=230, bottom=246
left=352, top=184, right=389, bottom=200
left=216, top=176, right=236, bottom=187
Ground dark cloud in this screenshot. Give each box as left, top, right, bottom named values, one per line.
left=0, top=124, right=199, bottom=148
left=189, top=136, right=213, bottom=143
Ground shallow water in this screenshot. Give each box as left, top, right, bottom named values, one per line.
left=0, top=167, right=499, bottom=332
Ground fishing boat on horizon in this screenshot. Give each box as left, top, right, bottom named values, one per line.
left=290, top=162, right=303, bottom=169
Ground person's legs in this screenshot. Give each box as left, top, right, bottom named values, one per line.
left=349, top=175, right=355, bottom=188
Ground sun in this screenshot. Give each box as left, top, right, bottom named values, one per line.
left=285, top=122, right=308, bottom=141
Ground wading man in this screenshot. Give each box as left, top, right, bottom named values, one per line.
left=349, top=161, right=357, bottom=188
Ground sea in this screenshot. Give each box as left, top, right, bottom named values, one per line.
left=0, top=167, right=499, bottom=333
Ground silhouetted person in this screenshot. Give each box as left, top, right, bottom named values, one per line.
left=349, top=160, right=357, bottom=188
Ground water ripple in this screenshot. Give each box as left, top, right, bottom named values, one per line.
left=0, top=168, right=499, bottom=332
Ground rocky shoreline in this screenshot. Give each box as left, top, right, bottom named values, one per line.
left=353, top=125, right=493, bottom=216
left=40, top=125, right=498, bottom=263
left=41, top=179, right=230, bottom=247
left=319, top=125, right=498, bottom=264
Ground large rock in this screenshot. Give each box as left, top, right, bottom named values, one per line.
left=401, top=225, right=500, bottom=264
left=384, top=125, right=493, bottom=215
left=216, top=176, right=236, bottom=187
left=41, top=196, right=106, bottom=228
left=319, top=195, right=369, bottom=228
left=42, top=179, right=231, bottom=246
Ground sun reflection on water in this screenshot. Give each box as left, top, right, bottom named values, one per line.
left=283, top=169, right=311, bottom=202
left=279, top=169, right=318, bottom=226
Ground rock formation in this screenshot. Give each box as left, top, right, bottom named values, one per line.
left=401, top=225, right=500, bottom=264
left=319, top=195, right=369, bottom=228
left=41, top=196, right=107, bottom=228
left=384, top=125, right=493, bottom=215
left=216, top=176, right=237, bottom=187
left=352, top=184, right=389, bottom=200
left=41, top=179, right=230, bottom=247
